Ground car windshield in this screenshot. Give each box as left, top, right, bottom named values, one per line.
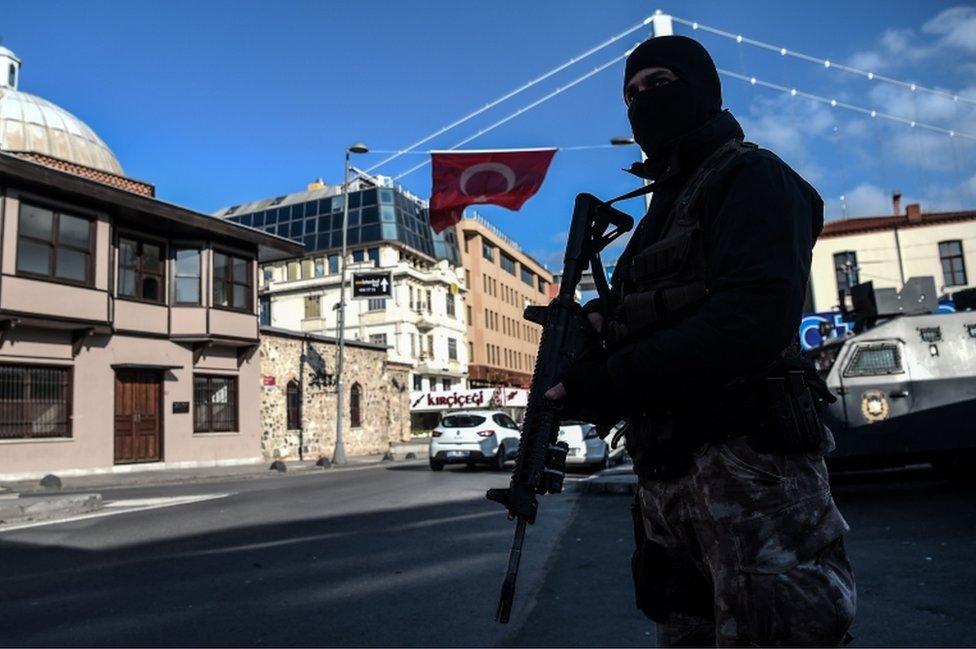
left=441, top=414, right=487, bottom=428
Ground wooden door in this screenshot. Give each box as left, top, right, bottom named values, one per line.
left=114, top=371, right=162, bottom=464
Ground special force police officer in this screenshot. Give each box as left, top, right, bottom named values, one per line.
left=546, top=36, right=857, bottom=646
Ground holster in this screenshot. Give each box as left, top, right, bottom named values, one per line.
left=624, top=416, right=697, bottom=482
left=742, top=359, right=838, bottom=455
left=630, top=494, right=714, bottom=623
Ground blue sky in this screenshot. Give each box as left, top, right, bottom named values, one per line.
left=4, top=1, right=975, bottom=268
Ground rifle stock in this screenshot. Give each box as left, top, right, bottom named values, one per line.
left=486, top=193, right=633, bottom=623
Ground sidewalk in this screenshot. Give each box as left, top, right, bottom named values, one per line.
left=573, top=464, right=639, bottom=495
left=3, top=453, right=423, bottom=496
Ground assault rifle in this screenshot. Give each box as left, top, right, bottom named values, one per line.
left=486, top=193, right=633, bottom=623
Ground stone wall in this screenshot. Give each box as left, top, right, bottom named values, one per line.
left=259, top=330, right=411, bottom=461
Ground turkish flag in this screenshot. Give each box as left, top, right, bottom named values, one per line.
left=428, top=148, right=557, bottom=233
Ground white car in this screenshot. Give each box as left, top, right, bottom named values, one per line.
left=558, top=420, right=612, bottom=470
left=429, top=410, right=521, bottom=471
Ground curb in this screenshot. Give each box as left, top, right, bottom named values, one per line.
left=0, top=493, right=103, bottom=525
left=573, top=470, right=638, bottom=495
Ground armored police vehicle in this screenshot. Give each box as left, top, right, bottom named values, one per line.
left=807, top=277, right=976, bottom=472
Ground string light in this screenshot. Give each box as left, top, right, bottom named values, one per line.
left=669, top=14, right=976, bottom=106
left=393, top=47, right=637, bottom=180
left=364, top=14, right=656, bottom=174
left=718, top=68, right=976, bottom=141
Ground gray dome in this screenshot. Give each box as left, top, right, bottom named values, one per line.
left=0, top=46, right=124, bottom=176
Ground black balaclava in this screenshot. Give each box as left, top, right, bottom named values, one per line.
left=624, top=36, right=722, bottom=175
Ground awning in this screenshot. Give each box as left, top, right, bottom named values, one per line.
left=111, top=363, right=183, bottom=371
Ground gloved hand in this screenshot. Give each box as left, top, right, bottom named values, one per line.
left=545, top=351, right=622, bottom=428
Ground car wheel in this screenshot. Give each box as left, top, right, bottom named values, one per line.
left=429, top=459, right=444, bottom=471
left=492, top=446, right=506, bottom=471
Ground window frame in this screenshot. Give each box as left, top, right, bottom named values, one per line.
left=842, top=343, right=905, bottom=378
left=350, top=382, right=363, bottom=428
left=212, top=249, right=254, bottom=313
left=0, top=363, right=73, bottom=440
left=286, top=379, right=301, bottom=430
left=16, top=201, right=96, bottom=288
left=833, top=250, right=859, bottom=297
left=117, top=234, right=167, bottom=304
left=304, top=295, right=321, bottom=319
left=939, top=240, right=968, bottom=287
left=171, top=246, right=202, bottom=306
left=193, top=374, right=239, bottom=433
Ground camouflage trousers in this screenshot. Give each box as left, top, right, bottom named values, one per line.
left=637, top=436, right=856, bottom=647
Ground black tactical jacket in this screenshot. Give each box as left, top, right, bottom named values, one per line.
left=604, top=111, right=824, bottom=412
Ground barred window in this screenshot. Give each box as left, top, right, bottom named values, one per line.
left=0, top=365, right=72, bottom=439
left=350, top=383, right=363, bottom=428
left=844, top=344, right=903, bottom=377
left=194, top=375, right=238, bottom=432
left=286, top=380, right=301, bottom=430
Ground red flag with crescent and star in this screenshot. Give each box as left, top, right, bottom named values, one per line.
left=428, top=148, right=557, bottom=233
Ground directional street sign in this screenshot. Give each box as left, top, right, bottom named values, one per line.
left=352, top=272, right=392, bottom=299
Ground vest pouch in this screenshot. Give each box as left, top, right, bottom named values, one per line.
left=628, top=227, right=705, bottom=290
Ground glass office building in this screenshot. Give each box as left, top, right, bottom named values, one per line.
left=217, top=184, right=460, bottom=265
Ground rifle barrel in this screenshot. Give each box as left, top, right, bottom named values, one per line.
left=495, top=516, right=527, bottom=623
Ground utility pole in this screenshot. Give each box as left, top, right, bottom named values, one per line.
left=333, top=143, right=368, bottom=465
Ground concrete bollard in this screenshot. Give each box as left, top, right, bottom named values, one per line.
left=39, top=474, right=62, bottom=490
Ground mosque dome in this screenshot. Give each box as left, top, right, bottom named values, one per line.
left=0, top=45, right=124, bottom=176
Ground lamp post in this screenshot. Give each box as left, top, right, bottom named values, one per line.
left=333, top=142, right=369, bottom=465
left=610, top=136, right=652, bottom=211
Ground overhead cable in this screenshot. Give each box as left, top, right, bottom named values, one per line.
left=718, top=68, right=976, bottom=141
left=393, top=49, right=635, bottom=180
left=364, top=16, right=654, bottom=175
left=668, top=13, right=976, bottom=106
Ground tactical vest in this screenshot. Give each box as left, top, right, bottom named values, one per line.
left=606, top=138, right=757, bottom=346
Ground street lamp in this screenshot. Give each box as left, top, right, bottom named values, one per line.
left=333, top=142, right=369, bottom=465
left=610, top=136, right=652, bottom=211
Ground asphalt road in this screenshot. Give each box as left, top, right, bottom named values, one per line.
left=1, top=462, right=974, bottom=647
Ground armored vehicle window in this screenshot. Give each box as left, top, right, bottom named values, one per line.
left=441, top=414, right=486, bottom=428
left=843, top=344, right=903, bottom=377
left=918, top=327, right=942, bottom=342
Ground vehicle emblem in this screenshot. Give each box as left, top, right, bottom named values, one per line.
left=860, top=389, right=890, bottom=423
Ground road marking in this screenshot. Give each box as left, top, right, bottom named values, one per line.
left=0, top=493, right=232, bottom=533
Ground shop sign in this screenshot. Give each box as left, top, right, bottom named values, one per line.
left=410, top=387, right=529, bottom=412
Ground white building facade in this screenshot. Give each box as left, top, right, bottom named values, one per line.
left=216, top=175, right=469, bottom=395
left=259, top=247, right=468, bottom=392
left=809, top=203, right=976, bottom=313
